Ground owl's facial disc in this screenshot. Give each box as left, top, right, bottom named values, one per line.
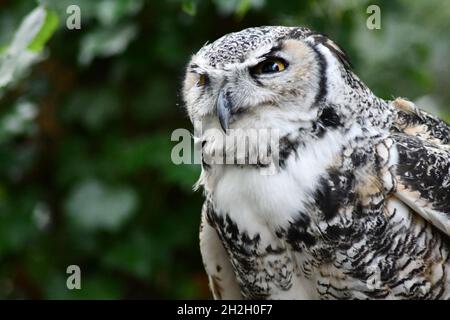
left=183, top=28, right=325, bottom=135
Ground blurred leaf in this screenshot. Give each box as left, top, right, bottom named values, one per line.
left=235, top=0, right=251, bottom=19
left=0, top=100, right=38, bottom=143
left=96, top=0, right=144, bottom=26
left=27, top=10, right=59, bottom=52
left=65, top=179, right=138, bottom=232
left=213, top=0, right=265, bottom=16
left=182, top=0, right=197, bottom=16
left=0, top=6, right=54, bottom=90
left=78, top=24, right=137, bottom=66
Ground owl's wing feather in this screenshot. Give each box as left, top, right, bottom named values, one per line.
left=389, top=100, right=450, bottom=235
left=199, top=201, right=242, bottom=299
left=393, top=98, right=450, bottom=144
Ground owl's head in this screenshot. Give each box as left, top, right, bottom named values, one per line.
left=183, top=26, right=373, bottom=137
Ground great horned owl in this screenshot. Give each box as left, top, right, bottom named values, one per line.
left=182, top=26, right=450, bottom=299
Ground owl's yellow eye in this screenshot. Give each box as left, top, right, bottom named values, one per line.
left=251, top=58, right=287, bottom=75
left=197, top=73, right=207, bottom=86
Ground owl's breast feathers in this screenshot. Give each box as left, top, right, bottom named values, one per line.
left=199, top=97, right=450, bottom=300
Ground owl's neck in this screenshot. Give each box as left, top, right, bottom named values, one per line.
left=314, top=42, right=393, bottom=131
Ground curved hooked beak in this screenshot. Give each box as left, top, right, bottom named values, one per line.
left=216, top=89, right=233, bottom=133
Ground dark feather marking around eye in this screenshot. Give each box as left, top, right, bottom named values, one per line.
left=250, top=51, right=285, bottom=85
left=247, top=67, right=264, bottom=85
left=308, top=44, right=328, bottom=105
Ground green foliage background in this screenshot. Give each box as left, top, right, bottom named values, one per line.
left=0, top=0, right=448, bottom=299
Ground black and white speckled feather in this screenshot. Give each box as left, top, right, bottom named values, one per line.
left=183, top=26, right=450, bottom=300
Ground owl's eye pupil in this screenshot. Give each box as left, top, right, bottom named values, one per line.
left=251, top=58, right=287, bottom=75
left=262, top=61, right=280, bottom=73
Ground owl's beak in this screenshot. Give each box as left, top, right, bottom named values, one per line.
left=216, top=89, right=233, bottom=133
